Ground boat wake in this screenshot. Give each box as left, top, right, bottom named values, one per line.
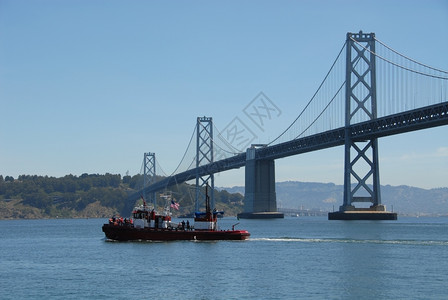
left=251, top=237, right=448, bottom=246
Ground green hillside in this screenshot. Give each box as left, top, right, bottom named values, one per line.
left=0, top=174, right=243, bottom=219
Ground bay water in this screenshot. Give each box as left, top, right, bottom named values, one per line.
left=1, top=217, right=448, bottom=299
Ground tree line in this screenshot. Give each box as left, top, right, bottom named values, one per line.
left=0, top=174, right=243, bottom=218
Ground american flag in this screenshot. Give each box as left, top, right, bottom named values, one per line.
left=170, top=200, right=179, bottom=210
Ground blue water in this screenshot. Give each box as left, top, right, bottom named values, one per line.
left=1, top=217, right=448, bottom=299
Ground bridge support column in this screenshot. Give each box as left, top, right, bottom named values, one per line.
left=329, top=31, right=396, bottom=220
left=195, top=116, right=215, bottom=212
left=238, top=147, right=284, bottom=219
left=143, top=152, right=157, bottom=208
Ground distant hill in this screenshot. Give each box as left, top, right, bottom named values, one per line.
left=2, top=174, right=447, bottom=218
left=221, top=181, right=448, bottom=216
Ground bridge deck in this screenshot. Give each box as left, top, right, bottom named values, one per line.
left=130, top=101, right=448, bottom=203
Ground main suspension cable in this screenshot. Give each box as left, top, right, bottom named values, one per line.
left=294, top=80, right=345, bottom=139
left=267, top=40, right=347, bottom=146
left=374, top=37, right=448, bottom=74
left=168, top=124, right=197, bottom=176
left=351, top=37, right=448, bottom=80
left=212, top=124, right=242, bottom=155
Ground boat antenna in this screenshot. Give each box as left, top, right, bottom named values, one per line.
left=140, top=194, right=147, bottom=207
left=205, top=184, right=210, bottom=215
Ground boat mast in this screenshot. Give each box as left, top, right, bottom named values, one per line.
left=205, top=184, right=210, bottom=217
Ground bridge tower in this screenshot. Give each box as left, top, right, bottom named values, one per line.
left=238, top=145, right=284, bottom=219
left=195, top=116, right=215, bottom=211
left=329, top=31, right=396, bottom=220
left=143, top=152, right=157, bottom=208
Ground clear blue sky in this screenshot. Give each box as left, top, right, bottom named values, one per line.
left=1, top=0, right=447, bottom=189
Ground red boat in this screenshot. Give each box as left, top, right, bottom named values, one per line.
left=102, top=189, right=250, bottom=241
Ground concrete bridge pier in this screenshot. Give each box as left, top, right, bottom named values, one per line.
left=238, top=147, right=284, bottom=219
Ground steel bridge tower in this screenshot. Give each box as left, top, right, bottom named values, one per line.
left=343, top=31, right=381, bottom=210
left=330, top=31, right=395, bottom=219
left=143, top=152, right=156, bottom=207
left=195, top=116, right=215, bottom=212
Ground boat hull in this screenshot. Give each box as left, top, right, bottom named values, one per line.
left=102, top=224, right=250, bottom=241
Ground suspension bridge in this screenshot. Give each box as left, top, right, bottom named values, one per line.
left=130, top=31, right=448, bottom=220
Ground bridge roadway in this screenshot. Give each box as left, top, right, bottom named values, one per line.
left=129, top=101, right=448, bottom=203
